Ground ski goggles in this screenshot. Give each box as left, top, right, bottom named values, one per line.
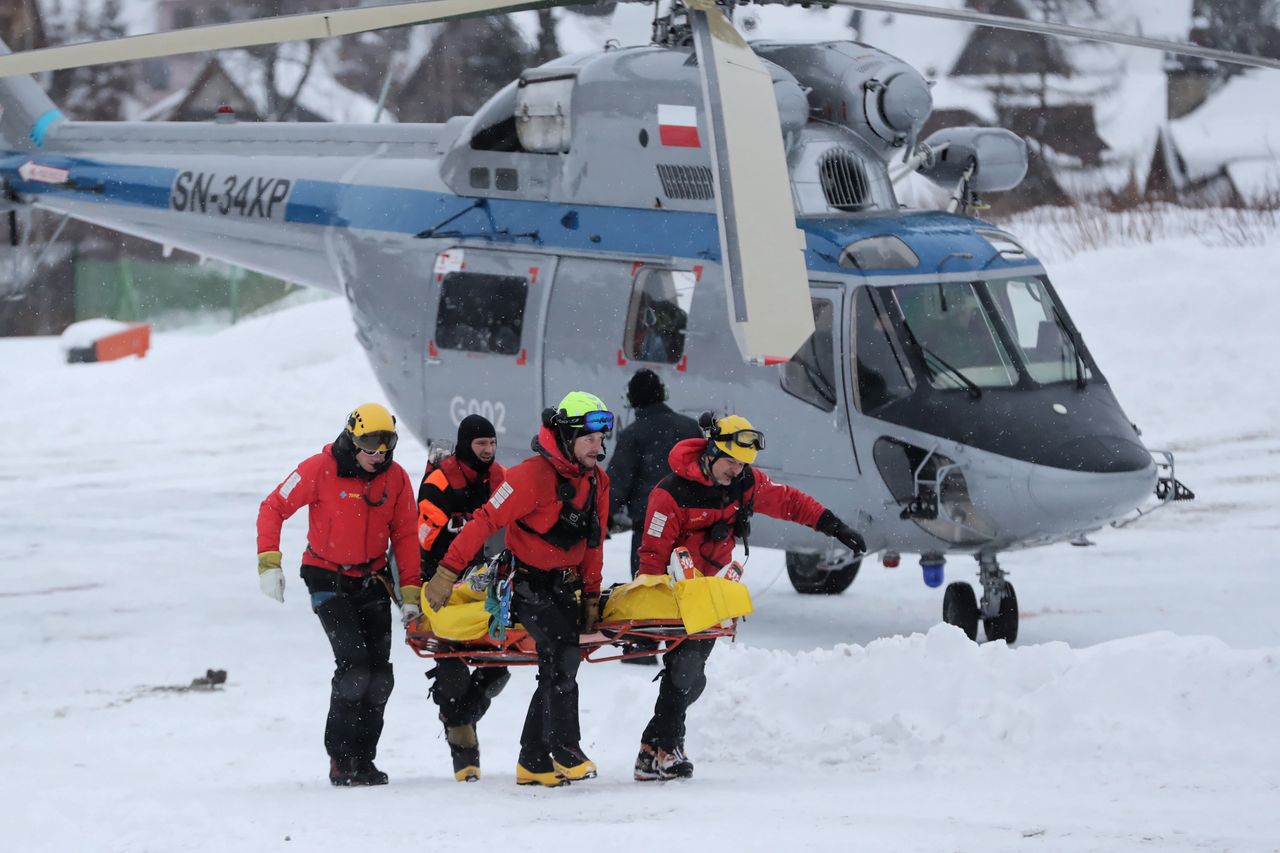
left=352, top=430, right=398, bottom=454
left=566, top=410, right=615, bottom=434
left=719, top=429, right=765, bottom=451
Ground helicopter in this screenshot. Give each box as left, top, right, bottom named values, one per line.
left=2, top=0, right=1261, bottom=643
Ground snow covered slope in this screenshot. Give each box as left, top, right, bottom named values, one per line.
left=2, top=220, right=1279, bottom=851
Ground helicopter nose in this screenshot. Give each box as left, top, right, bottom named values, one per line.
left=1040, top=434, right=1153, bottom=474
left=1025, top=454, right=1157, bottom=531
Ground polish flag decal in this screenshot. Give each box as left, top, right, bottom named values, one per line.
left=658, top=104, right=700, bottom=148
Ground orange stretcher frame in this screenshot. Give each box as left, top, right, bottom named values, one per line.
left=405, top=619, right=738, bottom=667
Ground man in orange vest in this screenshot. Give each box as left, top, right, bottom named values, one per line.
left=416, top=414, right=510, bottom=781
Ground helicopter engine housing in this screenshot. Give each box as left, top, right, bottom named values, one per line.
left=752, top=41, right=933, bottom=162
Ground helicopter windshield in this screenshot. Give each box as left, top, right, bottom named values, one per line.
left=885, top=281, right=1017, bottom=390
left=984, top=276, right=1092, bottom=385
left=865, top=276, right=1093, bottom=396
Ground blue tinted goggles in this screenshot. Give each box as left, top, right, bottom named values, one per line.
left=570, top=410, right=615, bottom=434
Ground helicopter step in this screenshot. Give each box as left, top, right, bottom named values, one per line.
left=942, top=553, right=1018, bottom=643
left=785, top=549, right=861, bottom=595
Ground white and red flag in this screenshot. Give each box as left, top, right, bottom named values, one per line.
left=657, top=104, right=700, bottom=148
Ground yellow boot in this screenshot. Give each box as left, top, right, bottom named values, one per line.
left=516, top=754, right=567, bottom=787
left=445, top=724, right=480, bottom=783
left=551, top=745, right=597, bottom=782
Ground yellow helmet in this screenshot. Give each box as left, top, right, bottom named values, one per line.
left=709, top=414, right=765, bottom=465
left=345, top=403, right=398, bottom=453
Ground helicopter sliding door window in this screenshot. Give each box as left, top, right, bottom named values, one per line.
left=852, top=287, right=914, bottom=414
left=779, top=299, right=837, bottom=412
left=624, top=268, right=695, bottom=364
left=886, top=282, right=1017, bottom=389
left=984, top=277, right=1093, bottom=385
left=435, top=272, right=527, bottom=356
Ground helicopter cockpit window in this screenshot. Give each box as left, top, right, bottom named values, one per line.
left=887, top=281, right=1017, bottom=389
left=469, top=83, right=523, bottom=152
left=984, top=277, right=1093, bottom=385
left=780, top=298, right=837, bottom=412
left=853, top=287, right=914, bottom=413
left=435, top=272, right=527, bottom=356
left=625, top=268, right=694, bottom=364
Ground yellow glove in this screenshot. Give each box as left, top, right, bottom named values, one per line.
left=424, top=567, right=459, bottom=611
left=400, top=585, right=423, bottom=626
left=257, top=551, right=284, bottom=603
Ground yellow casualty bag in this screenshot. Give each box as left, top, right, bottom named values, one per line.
left=602, top=572, right=753, bottom=635
left=672, top=575, right=753, bottom=634
left=418, top=584, right=491, bottom=642
left=602, top=573, right=681, bottom=622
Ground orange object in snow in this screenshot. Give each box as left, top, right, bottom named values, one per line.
left=95, top=323, right=150, bottom=361
left=67, top=323, right=151, bottom=363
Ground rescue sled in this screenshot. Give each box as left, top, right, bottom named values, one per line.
left=405, top=567, right=752, bottom=668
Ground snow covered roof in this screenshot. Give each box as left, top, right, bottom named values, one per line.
left=1167, top=70, right=1280, bottom=196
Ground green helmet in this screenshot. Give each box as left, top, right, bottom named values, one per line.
left=543, top=391, right=615, bottom=438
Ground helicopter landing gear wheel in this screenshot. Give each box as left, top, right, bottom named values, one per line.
left=785, top=551, right=861, bottom=595
left=977, top=553, right=1018, bottom=644
left=982, top=582, right=1018, bottom=643
left=942, top=581, right=979, bottom=640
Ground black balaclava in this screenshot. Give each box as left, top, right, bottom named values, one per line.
left=455, top=414, right=497, bottom=472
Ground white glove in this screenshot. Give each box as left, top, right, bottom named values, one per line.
left=259, top=568, right=285, bottom=603
left=402, top=602, right=423, bottom=627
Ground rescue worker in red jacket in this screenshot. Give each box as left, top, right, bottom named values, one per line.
left=429, top=391, right=612, bottom=788
left=633, top=413, right=865, bottom=781
left=416, top=414, right=510, bottom=782
left=256, top=403, right=421, bottom=787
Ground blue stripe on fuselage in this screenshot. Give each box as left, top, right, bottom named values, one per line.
left=0, top=150, right=1041, bottom=277
left=284, top=179, right=720, bottom=261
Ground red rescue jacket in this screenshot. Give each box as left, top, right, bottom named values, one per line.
left=257, top=442, right=421, bottom=587
left=439, top=427, right=609, bottom=594
left=637, top=438, right=826, bottom=577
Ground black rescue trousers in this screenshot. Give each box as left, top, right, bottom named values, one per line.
left=641, top=637, right=716, bottom=750
left=303, top=566, right=395, bottom=763
left=428, top=660, right=511, bottom=727
left=512, top=568, right=583, bottom=761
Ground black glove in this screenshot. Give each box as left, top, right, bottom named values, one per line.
left=815, top=509, right=866, bottom=556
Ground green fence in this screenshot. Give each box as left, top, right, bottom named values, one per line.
left=74, top=258, right=302, bottom=326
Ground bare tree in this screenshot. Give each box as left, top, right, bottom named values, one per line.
left=1196, top=0, right=1280, bottom=70
left=45, top=0, right=136, bottom=120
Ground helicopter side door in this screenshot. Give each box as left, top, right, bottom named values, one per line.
left=422, top=247, right=555, bottom=453
left=542, top=257, right=698, bottom=424
left=766, top=282, right=859, bottom=479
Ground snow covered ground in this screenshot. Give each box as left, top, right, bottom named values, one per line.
left=3, top=219, right=1280, bottom=851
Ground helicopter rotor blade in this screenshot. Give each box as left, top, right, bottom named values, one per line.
left=818, top=0, right=1280, bottom=72
left=0, top=0, right=572, bottom=79
left=686, top=0, right=814, bottom=363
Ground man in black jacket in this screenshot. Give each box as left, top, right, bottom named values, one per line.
left=607, top=369, right=702, bottom=577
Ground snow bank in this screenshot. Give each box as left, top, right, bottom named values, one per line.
left=698, top=626, right=1279, bottom=774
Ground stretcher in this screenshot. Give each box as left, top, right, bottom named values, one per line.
left=404, top=571, right=752, bottom=668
